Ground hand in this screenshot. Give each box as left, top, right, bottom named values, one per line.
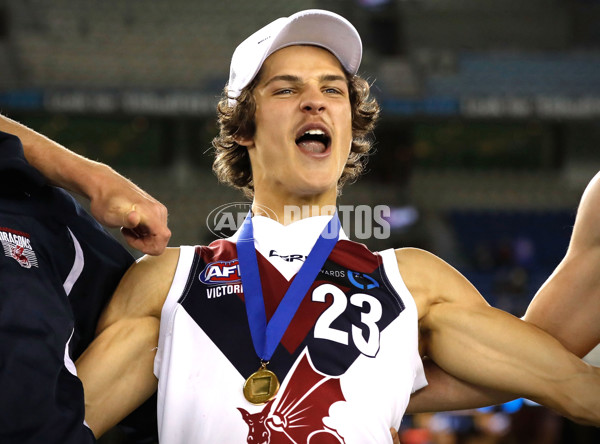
left=0, top=114, right=171, bottom=254
left=88, top=165, right=171, bottom=255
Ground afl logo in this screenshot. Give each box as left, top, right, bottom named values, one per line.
left=200, top=260, right=242, bottom=285
left=206, top=202, right=278, bottom=239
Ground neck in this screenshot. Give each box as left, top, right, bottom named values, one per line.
left=252, top=188, right=338, bottom=225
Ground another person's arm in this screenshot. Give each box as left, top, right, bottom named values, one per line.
left=398, top=247, right=600, bottom=425
left=75, top=248, right=179, bottom=437
left=407, top=172, right=600, bottom=414
left=406, top=361, right=511, bottom=413
left=524, top=171, right=600, bottom=356
left=0, top=114, right=171, bottom=255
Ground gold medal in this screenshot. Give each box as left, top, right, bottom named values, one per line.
left=243, top=361, right=280, bottom=405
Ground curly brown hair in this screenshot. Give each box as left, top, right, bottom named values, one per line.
left=212, top=69, right=380, bottom=198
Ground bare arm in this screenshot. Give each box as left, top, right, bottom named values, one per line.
left=75, top=248, right=180, bottom=437
left=399, top=247, right=600, bottom=425
left=407, top=172, right=600, bottom=414
left=0, top=114, right=171, bottom=255
left=406, top=359, right=512, bottom=414
left=524, top=171, right=600, bottom=355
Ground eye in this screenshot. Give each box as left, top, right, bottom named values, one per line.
left=324, top=85, right=347, bottom=96
left=274, top=88, right=294, bottom=95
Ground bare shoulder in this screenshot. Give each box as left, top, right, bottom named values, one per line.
left=394, top=247, right=451, bottom=283
left=133, top=246, right=181, bottom=279
left=394, top=247, right=489, bottom=319
left=97, top=247, right=181, bottom=331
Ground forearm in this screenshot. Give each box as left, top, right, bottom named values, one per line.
left=1, top=113, right=171, bottom=254
left=524, top=254, right=600, bottom=357
left=407, top=358, right=515, bottom=414
left=426, top=303, right=600, bottom=425
left=549, top=363, right=600, bottom=425
left=0, top=113, right=112, bottom=198
left=75, top=316, right=160, bottom=438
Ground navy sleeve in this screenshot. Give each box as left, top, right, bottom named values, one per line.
left=0, top=130, right=133, bottom=443
left=0, top=130, right=154, bottom=443
left=0, top=209, right=96, bottom=444
left=55, top=188, right=135, bottom=359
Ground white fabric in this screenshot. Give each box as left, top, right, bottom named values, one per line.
left=63, top=228, right=84, bottom=296
left=227, top=9, right=362, bottom=104
left=155, top=217, right=427, bottom=443
left=228, top=215, right=348, bottom=280
left=63, top=328, right=92, bottom=429
left=379, top=248, right=429, bottom=393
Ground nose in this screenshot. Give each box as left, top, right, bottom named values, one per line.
left=300, top=86, right=326, bottom=114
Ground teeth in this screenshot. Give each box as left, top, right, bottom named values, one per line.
left=304, top=129, right=325, bottom=136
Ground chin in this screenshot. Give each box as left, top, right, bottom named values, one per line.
left=295, top=179, right=338, bottom=197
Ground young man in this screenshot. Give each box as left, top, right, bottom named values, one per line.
left=70, top=10, right=600, bottom=444
left=7, top=10, right=600, bottom=444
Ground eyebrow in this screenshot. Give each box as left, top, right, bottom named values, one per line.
left=262, top=74, right=347, bottom=87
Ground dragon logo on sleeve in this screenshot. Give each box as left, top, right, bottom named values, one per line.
left=11, top=245, right=31, bottom=268
left=1, top=228, right=38, bottom=269
left=238, top=352, right=346, bottom=444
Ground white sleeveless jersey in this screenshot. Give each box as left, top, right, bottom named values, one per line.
left=154, top=216, right=427, bottom=443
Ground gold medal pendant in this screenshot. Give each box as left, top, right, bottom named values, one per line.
left=243, top=361, right=280, bottom=405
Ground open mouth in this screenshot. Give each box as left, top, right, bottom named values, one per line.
left=295, top=129, right=331, bottom=154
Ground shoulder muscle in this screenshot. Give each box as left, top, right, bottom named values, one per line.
left=394, top=247, right=490, bottom=323
left=97, top=247, right=180, bottom=332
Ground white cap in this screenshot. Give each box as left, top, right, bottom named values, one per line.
left=227, top=9, right=362, bottom=105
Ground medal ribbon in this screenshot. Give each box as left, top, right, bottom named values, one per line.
left=236, top=212, right=340, bottom=362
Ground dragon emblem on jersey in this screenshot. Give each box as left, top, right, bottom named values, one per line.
left=238, top=352, right=346, bottom=443
left=1, top=227, right=38, bottom=269
left=11, top=245, right=31, bottom=268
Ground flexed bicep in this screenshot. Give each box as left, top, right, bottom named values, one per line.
left=76, top=248, right=179, bottom=438
left=398, top=248, right=600, bottom=426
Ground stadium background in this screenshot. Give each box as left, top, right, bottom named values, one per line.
left=1, top=0, right=599, bottom=442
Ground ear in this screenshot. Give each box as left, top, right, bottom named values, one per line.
left=237, top=407, right=250, bottom=420
left=234, top=133, right=254, bottom=148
